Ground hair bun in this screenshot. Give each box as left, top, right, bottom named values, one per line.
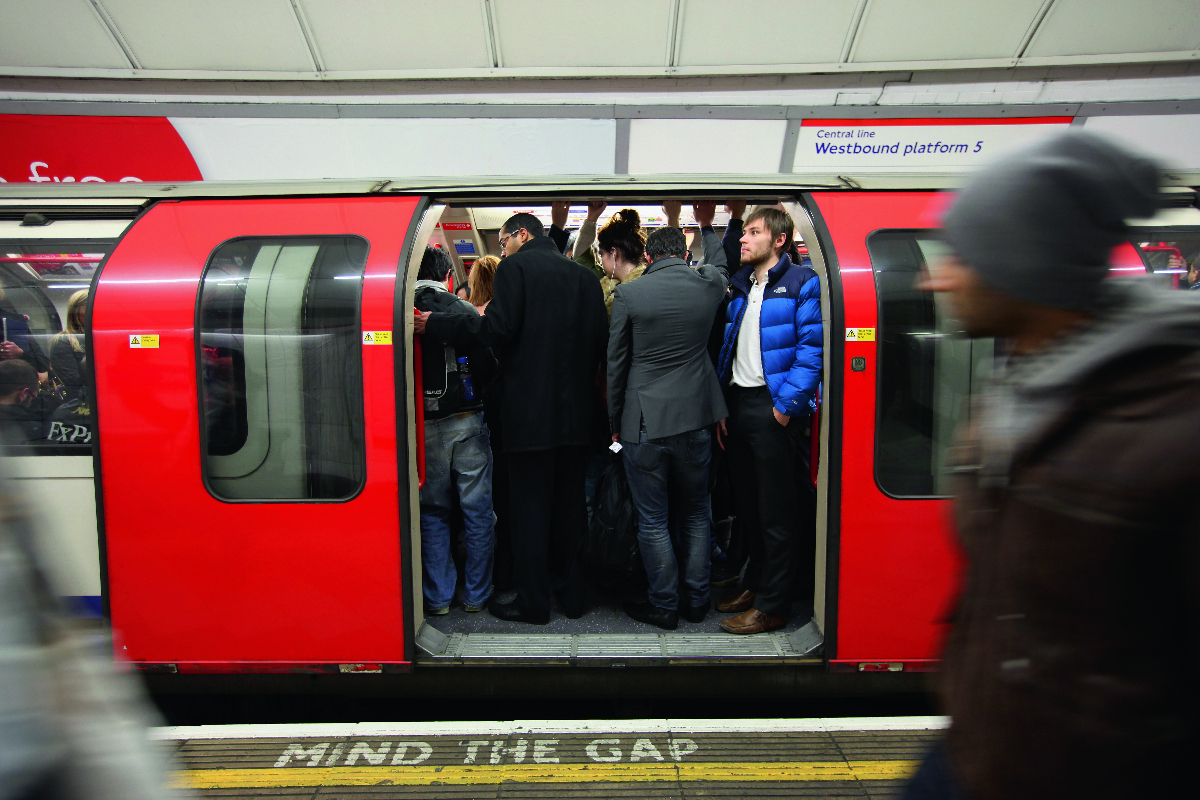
left=612, top=208, right=640, bottom=230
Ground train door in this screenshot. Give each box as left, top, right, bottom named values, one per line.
left=92, top=195, right=422, bottom=671
left=805, top=192, right=964, bottom=671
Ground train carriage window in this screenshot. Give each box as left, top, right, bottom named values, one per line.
left=870, top=231, right=994, bottom=498
left=0, top=241, right=110, bottom=454
left=1131, top=233, right=1200, bottom=290
left=198, top=236, right=369, bottom=501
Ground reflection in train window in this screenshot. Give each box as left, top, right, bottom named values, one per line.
left=1131, top=234, right=1200, bottom=290
left=0, top=242, right=110, bottom=454
left=198, top=237, right=369, bottom=501
left=869, top=231, right=994, bottom=498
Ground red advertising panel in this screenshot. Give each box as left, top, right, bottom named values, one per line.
left=0, top=114, right=201, bottom=184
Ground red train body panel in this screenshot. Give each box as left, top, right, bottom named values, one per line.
left=95, top=197, right=417, bottom=667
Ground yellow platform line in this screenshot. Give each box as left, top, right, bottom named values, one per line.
left=174, top=760, right=918, bottom=789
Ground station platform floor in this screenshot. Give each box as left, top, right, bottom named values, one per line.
left=160, top=716, right=945, bottom=798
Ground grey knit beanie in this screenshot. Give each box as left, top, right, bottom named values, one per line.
left=943, top=130, right=1160, bottom=311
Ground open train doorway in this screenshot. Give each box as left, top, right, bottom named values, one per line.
left=407, top=196, right=831, bottom=665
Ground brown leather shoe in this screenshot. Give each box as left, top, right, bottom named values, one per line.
left=719, top=608, right=787, bottom=635
left=715, top=589, right=755, bottom=613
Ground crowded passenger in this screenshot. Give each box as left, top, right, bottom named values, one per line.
left=415, top=213, right=607, bottom=625
left=715, top=207, right=822, bottom=635
left=597, top=209, right=647, bottom=317
left=50, top=289, right=88, bottom=402
left=414, top=246, right=497, bottom=615
left=904, top=131, right=1199, bottom=800
left=0, top=359, right=43, bottom=445
left=468, top=254, right=499, bottom=315
left=608, top=222, right=729, bottom=630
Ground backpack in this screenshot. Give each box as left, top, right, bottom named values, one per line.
left=586, top=454, right=642, bottom=580
left=414, top=283, right=486, bottom=418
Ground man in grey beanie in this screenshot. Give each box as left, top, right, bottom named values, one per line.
left=905, top=131, right=1200, bottom=800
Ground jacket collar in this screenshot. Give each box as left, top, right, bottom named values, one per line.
left=516, top=235, right=560, bottom=255
left=731, top=253, right=793, bottom=294
left=415, top=279, right=450, bottom=293
left=644, top=256, right=688, bottom=276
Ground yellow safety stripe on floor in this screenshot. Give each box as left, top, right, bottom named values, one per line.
left=174, top=759, right=918, bottom=789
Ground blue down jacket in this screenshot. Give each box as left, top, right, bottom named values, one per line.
left=717, top=254, right=822, bottom=417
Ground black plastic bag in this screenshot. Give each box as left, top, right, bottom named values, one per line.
left=586, top=454, right=641, bottom=580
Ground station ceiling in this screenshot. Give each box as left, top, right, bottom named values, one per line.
left=2, top=0, right=1198, bottom=81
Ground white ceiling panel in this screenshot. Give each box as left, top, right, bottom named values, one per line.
left=101, top=0, right=314, bottom=71
left=676, top=0, right=857, bottom=66
left=1026, top=0, right=1200, bottom=57
left=493, top=0, right=673, bottom=68
left=0, top=0, right=129, bottom=68
left=298, top=0, right=491, bottom=71
left=853, top=0, right=1044, bottom=62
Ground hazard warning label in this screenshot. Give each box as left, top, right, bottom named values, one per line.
left=362, top=331, right=393, bottom=345
left=129, top=334, right=160, bottom=348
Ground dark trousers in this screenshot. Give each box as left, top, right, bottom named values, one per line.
left=727, top=385, right=815, bottom=617
left=507, top=445, right=588, bottom=618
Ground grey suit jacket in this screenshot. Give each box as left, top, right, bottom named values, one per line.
left=608, top=246, right=729, bottom=440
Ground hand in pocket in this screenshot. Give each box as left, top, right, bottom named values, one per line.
left=772, top=407, right=790, bottom=427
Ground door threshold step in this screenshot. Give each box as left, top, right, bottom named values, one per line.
left=416, top=621, right=824, bottom=665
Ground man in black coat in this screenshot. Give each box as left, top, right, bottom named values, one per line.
left=415, top=212, right=608, bottom=624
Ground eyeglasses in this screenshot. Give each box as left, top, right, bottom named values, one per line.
left=499, top=230, right=521, bottom=250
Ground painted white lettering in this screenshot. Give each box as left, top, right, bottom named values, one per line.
left=274, top=742, right=329, bottom=767
left=586, top=738, right=622, bottom=763
left=344, top=741, right=390, bottom=765
left=28, top=162, right=50, bottom=183
left=532, top=739, right=559, bottom=764
left=119, top=177, right=143, bottom=182
left=70, top=424, right=90, bottom=443
left=629, top=739, right=664, bottom=762
left=323, top=742, right=347, bottom=766
left=46, top=422, right=65, bottom=442
left=461, top=740, right=489, bottom=764
left=391, top=742, right=432, bottom=765
left=490, top=738, right=528, bottom=764
left=80, top=176, right=105, bottom=182
left=669, top=738, right=699, bottom=761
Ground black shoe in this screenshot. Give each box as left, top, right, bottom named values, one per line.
left=623, top=600, right=678, bottom=631
left=680, top=600, right=710, bottom=624
left=487, top=598, right=549, bottom=625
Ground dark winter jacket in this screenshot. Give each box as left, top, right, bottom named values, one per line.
left=717, top=253, right=822, bottom=417
left=941, top=281, right=1200, bottom=800
left=425, top=236, right=607, bottom=452
left=414, top=280, right=496, bottom=421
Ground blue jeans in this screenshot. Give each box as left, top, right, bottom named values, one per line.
left=621, top=424, right=712, bottom=610
left=420, top=412, right=495, bottom=610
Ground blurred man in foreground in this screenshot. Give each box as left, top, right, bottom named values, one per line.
left=907, top=131, right=1200, bottom=799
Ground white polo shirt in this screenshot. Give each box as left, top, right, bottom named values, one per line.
left=731, top=278, right=767, bottom=388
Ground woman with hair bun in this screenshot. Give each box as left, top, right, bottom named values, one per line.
left=596, top=208, right=647, bottom=318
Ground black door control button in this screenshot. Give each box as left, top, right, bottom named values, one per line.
left=851, top=357, right=867, bottom=372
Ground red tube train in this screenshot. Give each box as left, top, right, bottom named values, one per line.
left=1, top=177, right=1195, bottom=678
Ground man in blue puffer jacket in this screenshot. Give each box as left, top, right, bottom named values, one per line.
left=714, top=207, right=822, bottom=635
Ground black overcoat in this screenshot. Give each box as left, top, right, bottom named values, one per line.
left=425, top=236, right=607, bottom=453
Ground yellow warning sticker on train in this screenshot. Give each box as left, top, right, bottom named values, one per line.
left=845, top=328, right=876, bottom=342
left=129, top=335, right=159, bottom=348
left=362, top=331, right=392, bottom=345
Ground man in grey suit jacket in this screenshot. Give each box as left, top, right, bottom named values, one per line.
left=608, top=220, right=729, bottom=630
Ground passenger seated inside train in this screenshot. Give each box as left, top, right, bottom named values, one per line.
left=416, top=198, right=821, bottom=643
left=0, top=359, right=43, bottom=445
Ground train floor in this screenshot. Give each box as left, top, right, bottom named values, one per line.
left=161, top=716, right=945, bottom=799
left=416, top=587, right=823, bottom=665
